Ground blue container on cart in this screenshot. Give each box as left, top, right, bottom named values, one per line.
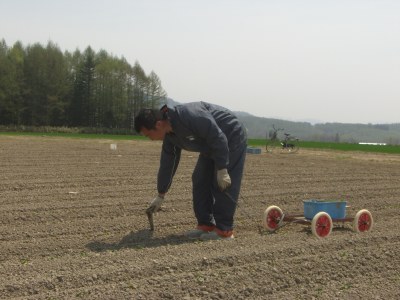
left=303, top=200, right=347, bottom=220
left=246, top=147, right=261, bottom=154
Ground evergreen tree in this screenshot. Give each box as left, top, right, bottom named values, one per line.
left=147, top=71, right=167, bottom=108
left=70, top=47, right=96, bottom=126
left=0, top=40, right=25, bottom=125
left=131, top=61, right=148, bottom=119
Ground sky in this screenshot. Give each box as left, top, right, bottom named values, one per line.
left=1, top=0, right=399, bottom=124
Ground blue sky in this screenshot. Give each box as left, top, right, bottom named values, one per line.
left=1, top=0, right=399, bottom=124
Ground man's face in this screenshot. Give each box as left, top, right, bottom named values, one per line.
left=141, top=121, right=166, bottom=140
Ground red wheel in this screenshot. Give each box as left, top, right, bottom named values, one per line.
left=263, top=205, right=283, bottom=231
left=353, top=209, right=373, bottom=233
left=311, top=212, right=332, bottom=238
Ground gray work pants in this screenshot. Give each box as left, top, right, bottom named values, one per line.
left=192, top=143, right=247, bottom=231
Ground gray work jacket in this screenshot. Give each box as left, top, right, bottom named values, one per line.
left=157, top=101, right=247, bottom=194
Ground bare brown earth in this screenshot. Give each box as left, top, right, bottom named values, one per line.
left=1, top=136, right=399, bottom=300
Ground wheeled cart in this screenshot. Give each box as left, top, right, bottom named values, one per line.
left=262, top=200, right=373, bottom=238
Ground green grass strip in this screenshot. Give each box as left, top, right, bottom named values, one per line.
left=2, top=132, right=400, bottom=154
left=248, top=138, right=400, bottom=154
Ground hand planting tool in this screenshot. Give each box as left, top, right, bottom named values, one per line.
left=145, top=206, right=155, bottom=231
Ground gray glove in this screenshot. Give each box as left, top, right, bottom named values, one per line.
left=148, top=195, right=164, bottom=213
left=217, top=168, right=231, bottom=191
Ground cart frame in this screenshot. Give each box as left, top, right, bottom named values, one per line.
left=263, top=205, right=373, bottom=238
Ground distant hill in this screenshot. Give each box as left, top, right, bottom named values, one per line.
left=163, top=98, right=400, bottom=144
left=238, top=114, right=400, bottom=144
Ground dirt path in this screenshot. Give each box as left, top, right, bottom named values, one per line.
left=1, top=136, right=399, bottom=299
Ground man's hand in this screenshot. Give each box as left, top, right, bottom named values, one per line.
left=217, top=168, right=231, bottom=191
left=148, top=195, right=165, bottom=213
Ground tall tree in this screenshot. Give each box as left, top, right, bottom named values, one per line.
left=8, top=41, right=25, bottom=125
left=22, top=43, right=45, bottom=125
left=44, top=42, right=70, bottom=126
left=131, top=61, right=148, bottom=119
left=111, top=57, right=131, bottom=128
left=70, top=47, right=96, bottom=126
left=0, top=40, right=25, bottom=125
left=147, top=71, right=167, bottom=108
left=0, top=40, right=14, bottom=124
left=22, top=42, right=70, bottom=126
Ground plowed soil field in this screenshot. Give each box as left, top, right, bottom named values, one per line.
left=1, top=136, right=399, bottom=300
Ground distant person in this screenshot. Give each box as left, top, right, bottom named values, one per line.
left=134, top=102, right=247, bottom=240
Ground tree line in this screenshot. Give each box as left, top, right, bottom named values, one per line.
left=0, top=39, right=166, bottom=131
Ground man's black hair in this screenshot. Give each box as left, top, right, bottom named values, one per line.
left=134, top=107, right=167, bottom=133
